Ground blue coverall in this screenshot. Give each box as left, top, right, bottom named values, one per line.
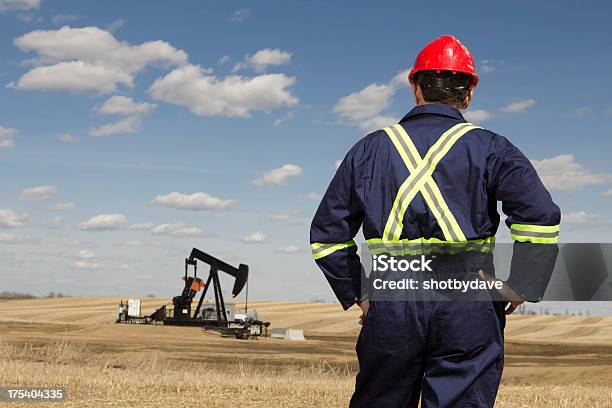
left=310, top=103, right=560, bottom=407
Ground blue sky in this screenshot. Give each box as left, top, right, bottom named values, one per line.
left=1, top=0, right=612, bottom=301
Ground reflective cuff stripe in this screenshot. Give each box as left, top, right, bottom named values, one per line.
left=510, top=224, right=559, bottom=244
left=511, top=224, right=559, bottom=233
left=366, top=237, right=495, bottom=255
left=311, top=240, right=356, bottom=260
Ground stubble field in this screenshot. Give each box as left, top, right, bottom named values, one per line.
left=0, top=297, right=611, bottom=407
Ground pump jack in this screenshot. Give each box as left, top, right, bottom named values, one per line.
left=117, top=248, right=269, bottom=339
left=165, top=248, right=248, bottom=326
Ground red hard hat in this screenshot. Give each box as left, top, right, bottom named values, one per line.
left=409, top=35, right=479, bottom=88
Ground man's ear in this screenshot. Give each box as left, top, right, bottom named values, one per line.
left=462, top=89, right=473, bottom=110
left=412, top=83, right=422, bottom=105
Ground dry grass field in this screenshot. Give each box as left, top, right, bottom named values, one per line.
left=0, top=297, right=611, bottom=407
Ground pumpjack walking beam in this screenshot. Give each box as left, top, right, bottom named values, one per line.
left=186, top=248, right=249, bottom=324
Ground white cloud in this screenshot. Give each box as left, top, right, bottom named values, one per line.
left=603, top=189, right=612, bottom=197
left=0, top=126, right=18, bottom=138
left=11, top=26, right=187, bottom=94
left=0, top=126, right=18, bottom=148
left=152, top=192, right=237, bottom=211
left=121, top=263, right=134, bottom=270
left=19, top=185, right=57, bottom=201
left=218, top=55, right=230, bottom=65
left=0, top=233, right=27, bottom=244
left=333, top=70, right=409, bottom=133
left=48, top=202, right=76, bottom=211
left=277, top=245, right=300, bottom=254
left=0, top=139, right=15, bottom=148
left=562, top=211, right=600, bottom=224
left=230, top=8, right=250, bottom=22
left=333, top=83, right=394, bottom=122
left=149, top=64, right=297, bottom=118
left=264, top=210, right=308, bottom=225
left=124, top=239, right=144, bottom=246
left=105, top=19, right=126, bottom=33
left=532, top=154, right=612, bottom=192
left=0, top=209, right=29, bottom=228
left=77, top=249, right=95, bottom=259
left=464, top=109, right=492, bottom=123
left=357, top=115, right=398, bottom=133
left=78, top=213, right=128, bottom=231
left=129, top=222, right=155, bottom=230
left=129, top=221, right=202, bottom=237
left=9, top=61, right=134, bottom=94
left=51, top=14, right=79, bottom=24
left=266, top=212, right=290, bottom=221
left=233, top=48, right=292, bottom=72
left=479, top=59, right=495, bottom=73
left=97, top=95, right=157, bottom=115
left=72, top=260, right=99, bottom=269
left=14, top=25, right=188, bottom=71
left=57, top=132, right=78, bottom=143
left=243, top=231, right=267, bottom=243
left=0, top=0, right=39, bottom=12
left=501, top=99, right=536, bottom=113
left=89, top=116, right=140, bottom=137
left=253, top=164, right=302, bottom=186
left=273, top=111, right=294, bottom=127
left=45, top=215, right=64, bottom=227
left=574, top=106, right=591, bottom=118
left=150, top=223, right=202, bottom=237
left=15, top=13, right=40, bottom=22
left=303, top=192, right=322, bottom=200
left=92, top=96, right=156, bottom=136
left=390, top=69, right=411, bottom=88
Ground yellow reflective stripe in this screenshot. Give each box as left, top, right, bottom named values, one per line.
left=511, top=234, right=558, bottom=244
left=387, top=125, right=421, bottom=171
left=386, top=167, right=429, bottom=240
left=511, top=224, right=559, bottom=233
left=421, top=180, right=466, bottom=241
left=366, top=237, right=495, bottom=255
left=366, top=237, right=495, bottom=245
left=383, top=125, right=423, bottom=241
left=510, top=224, right=559, bottom=244
left=311, top=240, right=356, bottom=260
left=382, top=123, right=478, bottom=242
left=421, top=124, right=477, bottom=169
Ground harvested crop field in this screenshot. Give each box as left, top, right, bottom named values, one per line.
left=0, top=297, right=611, bottom=407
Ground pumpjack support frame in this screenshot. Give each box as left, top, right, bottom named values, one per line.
left=164, top=248, right=249, bottom=328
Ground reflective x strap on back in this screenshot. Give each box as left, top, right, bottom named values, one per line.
left=382, top=122, right=480, bottom=242
left=311, top=240, right=356, bottom=260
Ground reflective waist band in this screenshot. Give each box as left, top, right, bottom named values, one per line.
left=366, top=237, right=496, bottom=255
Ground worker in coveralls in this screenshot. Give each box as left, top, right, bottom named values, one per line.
left=310, top=35, right=560, bottom=407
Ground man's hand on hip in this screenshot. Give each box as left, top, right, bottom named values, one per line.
left=357, top=299, right=370, bottom=325
left=478, top=270, right=525, bottom=315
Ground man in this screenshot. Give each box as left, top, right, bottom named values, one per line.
left=310, top=35, right=560, bottom=407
